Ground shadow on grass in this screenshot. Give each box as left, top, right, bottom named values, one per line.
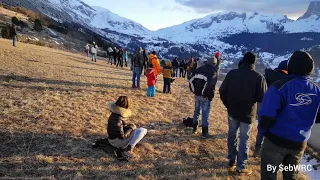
left=0, top=74, right=132, bottom=90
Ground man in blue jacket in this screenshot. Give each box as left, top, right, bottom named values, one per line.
left=258, top=50, right=320, bottom=180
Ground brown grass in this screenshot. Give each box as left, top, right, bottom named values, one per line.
left=0, top=39, right=312, bottom=180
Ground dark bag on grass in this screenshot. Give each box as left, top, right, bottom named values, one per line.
left=92, top=138, right=130, bottom=161
left=183, top=117, right=193, bottom=127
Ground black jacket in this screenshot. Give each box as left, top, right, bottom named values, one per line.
left=172, top=59, right=179, bottom=69
left=219, top=63, right=267, bottom=124
left=189, top=63, right=219, bottom=101
left=133, top=52, right=145, bottom=69
left=9, top=26, right=17, bottom=37
left=179, top=61, right=185, bottom=69
left=107, top=103, right=135, bottom=140
left=264, top=68, right=288, bottom=87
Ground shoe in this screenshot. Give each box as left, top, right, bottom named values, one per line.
left=192, top=122, right=198, bottom=134
left=132, top=86, right=137, bottom=89
left=228, top=161, right=236, bottom=171
left=202, top=127, right=210, bottom=138
left=123, top=145, right=134, bottom=158
left=253, top=148, right=261, bottom=157
left=237, top=168, right=252, bottom=175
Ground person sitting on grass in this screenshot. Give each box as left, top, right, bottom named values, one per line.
left=146, top=64, right=156, bottom=97
left=107, top=96, right=148, bottom=157
left=162, top=61, right=174, bottom=93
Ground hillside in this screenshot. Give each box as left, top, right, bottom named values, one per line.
left=0, top=39, right=318, bottom=179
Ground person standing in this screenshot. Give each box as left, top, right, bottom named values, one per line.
left=113, top=47, right=118, bottom=65
left=148, top=51, right=161, bottom=77
left=85, top=44, right=90, bottom=57
left=124, top=50, right=128, bottom=67
left=179, top=60, right=185, bottom=78
left=9, top=24, right=17, bottom=47
left=107, top=46, right=114, bottom=65
left=143, top=49, right=148, bottom=73
left=146, top=64, right=156, bottom=97
left=117, top=48, right=124, bottom=68
left=189, top=56, right=221, bottom=137
left=253, top=60, right=288, bottom=157
left=172, top=57, right=179, bottom=77
left=91, top=42, right=98, bottom=62
left=259, top=51, right=319, bottom=180
left=219, top=52, right=267, bottom=174
left=183, top=59, right=188, bottom=78
left=162, top=61, right=173, bottom=93
left=132, top=48, right=145, bottom=89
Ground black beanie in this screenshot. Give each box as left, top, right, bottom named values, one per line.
left=288, top=51, right=314, bottom=76
left=242, top=52, right=257, bottom=64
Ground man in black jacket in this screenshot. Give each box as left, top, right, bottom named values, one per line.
left=132, top=47, right=145, bottom=89
left=189, top=56, right=221, bottom=137
left=179, top=60, right=185, bottom=78
left=253, top=60, right=288, bottom=157
left=219, top=52, right=267, bottom=174
left=172, top=57, right=179, bottom=77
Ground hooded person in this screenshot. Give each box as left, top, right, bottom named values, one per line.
left=219, top=52, right=267, bottom=174
left=132, top=47, right=145, bottom=89
left=106, top=96, right=148, bottom=157
left=189, top=55, right=221, bottom=138
left=149, top=51, right=161, bottom=76
left=146, top=64, right=157, bottom=97
left=258, top=51, right=319, bottom=180
left=253, top=60, right=289, bottom=157
left=162, top=61, right=174, bottom=93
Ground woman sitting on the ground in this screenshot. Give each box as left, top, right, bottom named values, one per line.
left=107, top=96, right=148, bottom=157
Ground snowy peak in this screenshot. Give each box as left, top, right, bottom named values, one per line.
left=90, top=6, right=151, bottom=36
left=298, top=1, right=320, bottom=20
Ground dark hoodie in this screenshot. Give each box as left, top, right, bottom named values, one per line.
left=264, top=60, right=288, bottom=87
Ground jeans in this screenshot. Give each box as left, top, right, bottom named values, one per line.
left=92, top=53, right=97, bottom=62
left=132, top=67, right=142, bottom=88
left=193, top=96, right=211, bottom=127
left=108, top=128, right=147, bottom=149
left=13, top=36, right=16, bottom=47
left=261, top=138, right=305, bottom=180
left=174, top=68, right=179, bottom=77
left=227, top=116, right=253, bottom=171
left=179, top=68, right=184, bottom=77
left=117, top=57, right=123, bottom=67
left=255, top=131, right=264, bottom=151
left=147, top=86, right=156, bottom=97
left=163, top=78, right=171, bottom=93
left=113, top=56, right=117, bottom=65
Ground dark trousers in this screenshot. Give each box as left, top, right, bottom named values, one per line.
left=163, top=78, right=171, bottom=93
left=107, top=56, right=113, bottom=64
left=116, top=57, right=123, bottom=67
left=179, top=68, right=184, bottom=77
left=113, top=56, right=117, bottom=65
left=261, top=138, right=305, bottom=180
left=184, top=70, right=187, bottom=78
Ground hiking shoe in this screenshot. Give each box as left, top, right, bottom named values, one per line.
left=192, top=123, right=198, bottom=134
left=202, top=127, right=210, bottom=138
left=237, top=168, right=252, bottom=175
left=253, top=148, right=261, bottom=157
left=132, top=86, right=137, bottom=89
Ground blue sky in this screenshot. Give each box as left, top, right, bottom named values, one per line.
left=82, top=0, right=314, bottom=31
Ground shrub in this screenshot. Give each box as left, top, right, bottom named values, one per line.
left=34, top=19, right=43, bottom=31
left=36, top=41, right=45, bottom=46
left=1, top=26, right=10, bottom=39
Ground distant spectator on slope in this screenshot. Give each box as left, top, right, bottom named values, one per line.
left=107, top=46, right=114, bottom=65
left=189, top=56, right=221, bottom=137
left=117, top=48, right=124, bottom=68
left=179, top=60, right=185, bottom=78
left=259, top=51, right=320, bottom=180
left=113, top=47, right=119, bottom=65
left=149, top=51, right=161, bottom=77
left=219, top=52, right=267, bottom=175
left=132, top=47, right=145, bottom=89
left=85, top=43, right=90, bottom=57
left=146, top=64, right=157, bottom=97
left=162, top=61, right=174, bottom=93
left=215, top=52, right=222, bottom=75
left=143, top=49, right=148, bottom=73
left=172, top=57, right=179, bottom=77
left=124, top=50, right=128, bottom=67
left=183, top=59, right=188, bottom=78
left=91, top=42, right=98, bottom=62
left=253, top=60, right=288, bottom=157
left=9, top=24, right=17, bottom=47
left=187, top=57, right=196, bottom=79
left=107, top=96, right=148, bottom=157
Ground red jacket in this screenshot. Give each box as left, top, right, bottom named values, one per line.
left=146, top=68, right=156, bottom=86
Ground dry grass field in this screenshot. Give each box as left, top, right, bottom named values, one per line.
left=0, top=39, right=311, bottom=180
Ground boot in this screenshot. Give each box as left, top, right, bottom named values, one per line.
left=192, top=122, right=198, bottom=134
left=202, top=127, right=210, bottom=138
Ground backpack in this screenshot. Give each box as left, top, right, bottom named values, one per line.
left=183, top=117, right=193, bottom=127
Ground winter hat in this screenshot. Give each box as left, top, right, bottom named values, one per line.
left=207, top=56, right=217, bottom=66
left=288, top=51, right=314, bottom=76
left=151, top=51, right=156, bottom=55
left=215, top=52, right=221, bottom=58
left=277, top=60, right=288, bottom=70
left=242, top=52, right=257, bottom=64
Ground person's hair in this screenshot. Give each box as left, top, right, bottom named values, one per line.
left=151, top=51, right=156, bottom=55
left=115, top=96, right=131, bottom=109
left=149, top=63, right=154, bottom=68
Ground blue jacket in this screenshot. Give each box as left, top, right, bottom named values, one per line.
left=258, top=75, right=320, bottom=150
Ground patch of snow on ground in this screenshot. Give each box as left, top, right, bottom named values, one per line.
left=300, top=154, right=320, bottom=180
